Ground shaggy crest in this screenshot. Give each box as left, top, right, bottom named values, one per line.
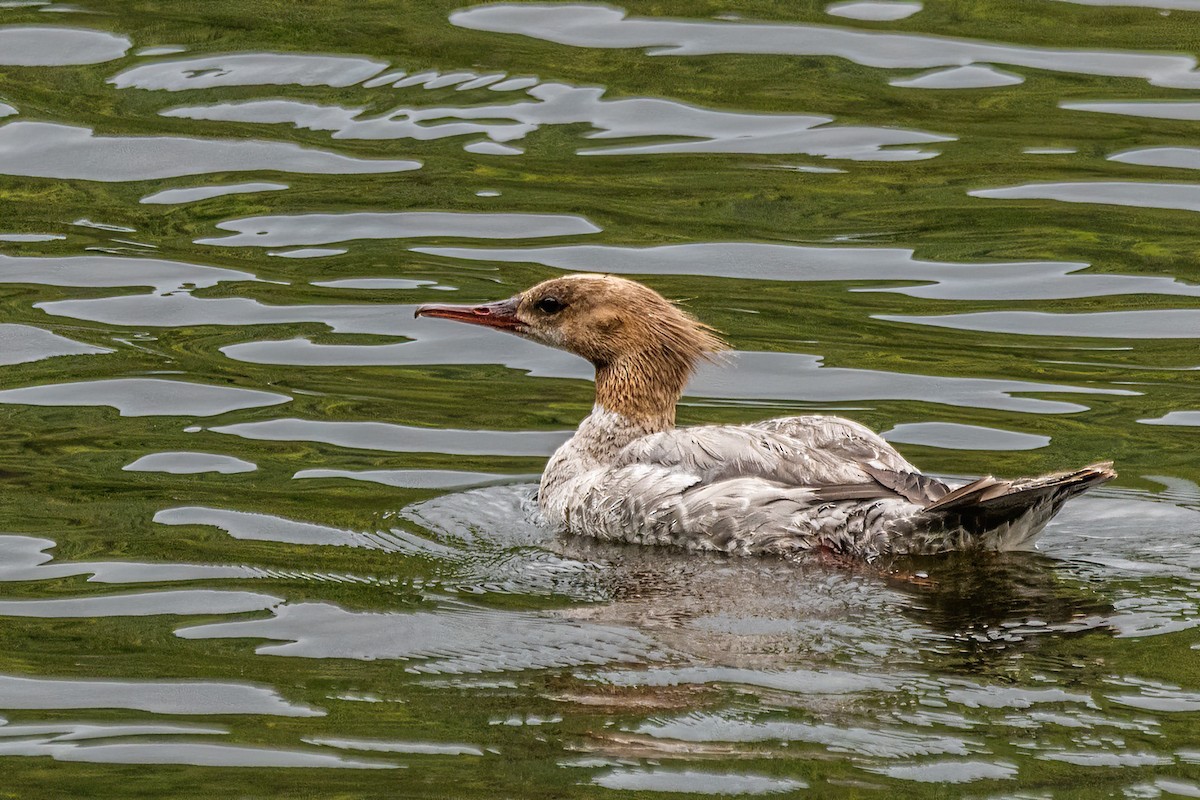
left=417, top=273, right=727, bottom=428
left=520, top=274, right=727, bottom=426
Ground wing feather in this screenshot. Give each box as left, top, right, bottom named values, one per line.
left=612, top=415, right=947, bottom=502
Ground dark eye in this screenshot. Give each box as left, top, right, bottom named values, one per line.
left=535, top=296, right=566, bottom=314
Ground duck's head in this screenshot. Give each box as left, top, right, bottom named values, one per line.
left=416, top=274, right=727, bottom=425
left=415, top=274, right=726, bottom=368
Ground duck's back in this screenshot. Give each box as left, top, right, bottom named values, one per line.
left=540, top=415, right=948, bottom=558
left=538, top=414, right=1113, bottom=560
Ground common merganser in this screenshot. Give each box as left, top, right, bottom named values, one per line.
left=416, top=274, right=1114, bottom=560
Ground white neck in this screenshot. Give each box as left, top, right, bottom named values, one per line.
left=539, top=404, right=661, bottom=508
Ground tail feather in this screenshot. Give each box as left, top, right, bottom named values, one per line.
left=921, top=461, right=1116, bottom=549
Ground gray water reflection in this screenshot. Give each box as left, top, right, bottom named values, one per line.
left=176, top=600, right=661, bottom=673
left=1038, top=749, right=1172, bottom=767
left=632, top=713, right=974, bottom=758
left=689, top=351, right=1134, bottom=412
left=1109, top=680, right=1200, bottom=714
left=591, top=767, right=806, bottom=795
left=880, top=309, right=1200, bottom=338
left=269, top=248, right=346, bottom=258
left=134, top=45, right=187, bottom=56
left=0, top=324, right=110, bottom=365
left=0, top=25, right=128, bottom=65
left=0, top=725, right=392, bottom=768
left=1052, top=0, right=1200, bottom=9
left=0, top=378, right=290, bottom=416
left=0, top=533, right=266, bottom=583
left=38, top=239, right=1163, bottom=319
left=451, top=4, right=1200, bottom=88
left=220, top=339, right=1129, bottom=414
left=464, top=140, right=522, bottom=155
left=311, top=278, right=454, bottom=290
left=304, top=737, right=484, bottom=756
left=229, top=333, right=1135, bottom=414
left=0, top=674, right=320, bottom=716
left=0, top=121, right=418, bottom=181
left=866, top=760, right=1017, bottom=783
left=155, top=504, right=458, bottom=556
left=407, top=488, right=927, bottom=657
left=826, top=1, right=922, bottom=21
left=195, top=211, right=600, bottom=247
left=293, top=468, right=523, bottom=489
left=416, top=242, right=1200, bottom=300
left=110, top=52, right=388, bottom=91
left=140, top=182, right=288, bottom=205
left=589, top=664, right=902, bottom=694
left=404, top=481, right=1196, bottom=655
left=0, top=722, right=223, bottom=740
left=32, top=290, right=1135, bottom=413
left=971, top=181, right=1200, bottom=213
left=1111, top=147, right=1200, bottom=171
left=124, top=452, right=258, bottom=474
left=208, top=419, right=570, bottom=456
left=889, top=65, right=1023, bottom=89
left=1063, top=100, right=1200, bottom=120
left=161, top=73, right=951, bottom=160
left=1043, top=491, right=1200, bottom=576
left=0, top=254, right=258, bottom=292
left=0, top=588, right=281, bottom=617
left=880, top=421, right=1050, bottom=451
left=1141, top=411, right=1200, bottom=426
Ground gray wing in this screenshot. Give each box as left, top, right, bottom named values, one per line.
left=612, top=415, right=950, bottom=504
left=562, top=462, right=921, bottom=558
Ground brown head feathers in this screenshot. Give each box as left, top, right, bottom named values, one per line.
left=416, top=274, right=728, bottom=429
left=516, top=275, right=727, bottom=427
left=515, top=274, right=726, bottom=365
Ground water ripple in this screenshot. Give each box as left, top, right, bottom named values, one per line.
left=451, top=4, right=1200, bottom=88
left=416, top=242, right=1200, bottom=300
left=879, top=309, right=1200, bottom=339
left=0, top=25, right=128, bottom=65
left=110, top=52, right=388, bottom=91
left=826, top=1, right=923, bottom=21
left=0, top=588, right=281, bottom=617
left=591, top=767, right=805, bottom=794
left=124, top=452, right=258, bottom=474
left=0, top=121, right=418, bottom=181
left=971, top=181, right=1200, bottom=213
left=0, top=378, right=290, bottom=417
left=0, top=673, right=320, bottom=716
left=0, top=253, right=258, bottom=290
left=195, top=211, right=600, bottom=247
left=0, top=323, right=110, bottom=365
left=176, top=600, right=662, bottom=672
left=139, top=182, right=289, bottom=205
left=208, top=419, right=570, bottom=456
left=0, top=533, right=266, bottom=584
left=1063, top=100, right=1200, bottom=120
left=890, top=65, right=1023, bottom=89
left=161, top=73, right=950, bottom=160
left=0, top=723, right=393, bottom=768
left=155, top=505, right=450, bottom=555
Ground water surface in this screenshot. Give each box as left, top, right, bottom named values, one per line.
left=0, top=1, right=1197, bottom=796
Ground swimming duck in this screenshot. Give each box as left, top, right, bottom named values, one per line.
left=416, top=274, right=1114, bottom=560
